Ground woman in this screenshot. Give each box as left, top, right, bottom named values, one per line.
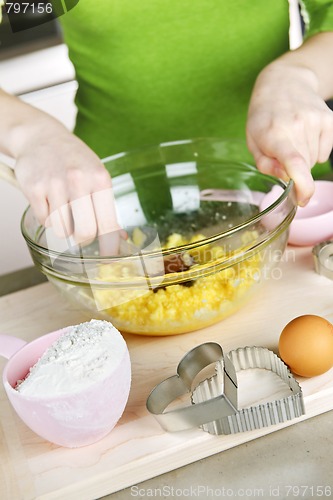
left=1, top=0, right=333, bottom=242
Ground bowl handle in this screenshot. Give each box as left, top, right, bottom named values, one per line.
left=0, top=335, right=27, bottom=360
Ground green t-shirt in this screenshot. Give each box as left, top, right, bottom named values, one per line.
left=60, top=0, right=291, bottom=159
left=58, top=0, right=333, bottom=167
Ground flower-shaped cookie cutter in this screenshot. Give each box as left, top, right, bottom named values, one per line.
left=146, top=343, right=305, bottom=435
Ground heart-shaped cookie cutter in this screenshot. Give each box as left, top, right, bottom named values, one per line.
left=146, top=343, right=305, bottom=435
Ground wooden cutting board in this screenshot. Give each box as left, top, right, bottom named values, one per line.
left=1, top=246, right=333, bottom=500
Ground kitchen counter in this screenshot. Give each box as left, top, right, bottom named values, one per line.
left=1, top=260, right=333, bottom=500
left=105, top=412, right=333, bottom=500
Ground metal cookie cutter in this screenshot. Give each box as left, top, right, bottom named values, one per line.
left=313, top=240, right=333, bottom=281
left=146, top=343, right=305, bottom=435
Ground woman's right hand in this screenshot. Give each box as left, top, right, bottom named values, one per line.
left=14, top=121, right=120, bottom=245
left=0, top=89, right=121, bottom=248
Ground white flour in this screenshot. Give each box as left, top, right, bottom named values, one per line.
left=16, top=319, right=127, bottom=397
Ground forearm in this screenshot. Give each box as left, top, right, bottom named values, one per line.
left=0, top=89, right=119, bottom=242
left=260, top=32, right=333, bottom=101
left=0, top=88, right=68, bottom=158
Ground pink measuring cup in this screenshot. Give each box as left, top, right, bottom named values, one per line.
left=0, top=328, right=131, bottom=448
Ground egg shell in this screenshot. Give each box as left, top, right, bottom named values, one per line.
left=278, top=315, right=333, bottom=377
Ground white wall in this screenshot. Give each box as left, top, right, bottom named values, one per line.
left=0, top=46, right=76, bottom=275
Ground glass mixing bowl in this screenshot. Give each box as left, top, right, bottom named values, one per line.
left=21, top=138, right=296, bottom=335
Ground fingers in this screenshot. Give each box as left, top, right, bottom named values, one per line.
left=13, top=128, right=123, bottom=252
left=46, top=191, right=123, bottom=256
left=70, top=195, right=98, bottom=245
left=91, top=187, right=122, bottom=256
left=262, top=137, right=315, bottom=205
left=92, top=187, right=120, bottom=235
left=251, top=140, right=315, bottom=206
left=46, top=179, right=74, bottom=238
left=24, top=166, right=122, bottom=251
left=26, top=183, right=50, bottom=227
left=247, top=126, right=321, bottom=206
left=256, top=156, right=290, bottom=182
left=281, top=153, right=315, bottom=206
left=50, top=190, right=120, bottom=248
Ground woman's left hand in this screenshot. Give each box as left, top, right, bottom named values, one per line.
left=246, top=60, right=333, bottom=206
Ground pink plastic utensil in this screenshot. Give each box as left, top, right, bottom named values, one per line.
left=260, top=181, right=333, bottom=246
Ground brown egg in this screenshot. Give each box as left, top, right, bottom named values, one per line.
left=278, top=315, right=333, bottom=377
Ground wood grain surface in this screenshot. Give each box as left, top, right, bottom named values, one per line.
left=0, top=246, right=333, bottom=500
